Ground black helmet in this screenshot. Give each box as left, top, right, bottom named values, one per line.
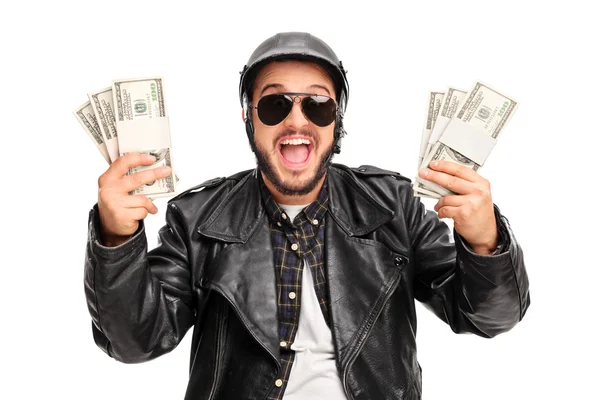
left=239, top=32, right=349, bottom=157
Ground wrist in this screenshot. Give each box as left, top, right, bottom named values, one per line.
left=100, top=225, right=135, bottom=247
left=469, top=235, right=499, bottom=255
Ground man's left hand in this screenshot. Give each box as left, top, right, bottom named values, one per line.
left=418, top=160, right=498, bottom=255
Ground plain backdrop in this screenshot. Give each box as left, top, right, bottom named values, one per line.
left=1, top=0, right=598, bottom=399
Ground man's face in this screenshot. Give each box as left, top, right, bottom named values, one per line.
left=250, top=60, right=336, bottom=197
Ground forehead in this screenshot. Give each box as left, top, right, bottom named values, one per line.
left=254, top=60, right=335, bottom=92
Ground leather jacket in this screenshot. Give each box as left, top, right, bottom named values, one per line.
left=84, top=163, right=530, bottom=400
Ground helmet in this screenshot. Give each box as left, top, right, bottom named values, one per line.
left=239, top=32, right=349, bottom=157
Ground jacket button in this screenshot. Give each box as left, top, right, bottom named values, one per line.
left=394, top=256, right=405, bottom=267
left=358, top=167, right=367, bottom=172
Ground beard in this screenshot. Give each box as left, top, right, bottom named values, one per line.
left=253, top=127, right=335, bottom=197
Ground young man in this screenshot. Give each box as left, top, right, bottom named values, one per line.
left=85, top=32, right=530, bottom=399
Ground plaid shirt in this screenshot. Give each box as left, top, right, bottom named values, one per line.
left=258, top=173, right=330, bottom=400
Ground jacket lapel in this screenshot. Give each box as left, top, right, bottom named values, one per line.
left=195, top=166, right=405, bottom=368
left=197, top=170, right=281, bottom=365
left=325, top=167, right=406, bottom=367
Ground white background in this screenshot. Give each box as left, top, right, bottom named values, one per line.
left=1, top=0, right=598, bottom=399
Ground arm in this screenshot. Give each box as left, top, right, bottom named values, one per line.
left=84, top=153, right=196, bottom=363
left=410, top=161, right=530, bottom=338
left=84, top=203, right=195, bottom=363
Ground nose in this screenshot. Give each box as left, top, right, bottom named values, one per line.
left=283, top=97, right=309, bottom=130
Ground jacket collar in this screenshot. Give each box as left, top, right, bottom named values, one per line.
left=197, top=165, right=395, bottom=241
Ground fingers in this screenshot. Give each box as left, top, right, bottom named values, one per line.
left=100, top=153, right=158, bottom=183
left=120, top=207, right=150, bottom=222
left=436, top=205, right=465, bottom=221
left=122, top=194, right=158, bottom=214
left=419, top=167, right=475, bottom=195
left=428, top=160, right=482, bottom=183
left=122, top=166, right=172, bottom=193
left=433, top=195, right=466, bottom=212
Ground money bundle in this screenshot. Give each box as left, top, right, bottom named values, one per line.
left=413, top=81, right=518, bottom=199
left=74, top=77, right=177, bottom=199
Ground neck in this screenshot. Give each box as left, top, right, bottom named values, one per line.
left=261, top=172, right=326, bottom=205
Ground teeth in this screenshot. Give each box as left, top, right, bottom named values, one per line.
left=281, top=138, right=310, bottom=145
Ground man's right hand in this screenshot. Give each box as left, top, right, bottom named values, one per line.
left=97, top=153, right=172, bottom=247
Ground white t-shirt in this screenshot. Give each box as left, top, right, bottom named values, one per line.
left=278, top=204, right=347, bottom=399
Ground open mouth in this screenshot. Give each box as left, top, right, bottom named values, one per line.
left=277, top=137, right=315, bottom=169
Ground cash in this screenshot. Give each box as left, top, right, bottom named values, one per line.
left=417, top=91, right=445, bottom=171
left=74, top=76, right=177, bottom=199
left=413, top=81, right=518, bottom=199
left=73, top=101, right=111, bottom=164
left=88, top=87, right=119, bottom=162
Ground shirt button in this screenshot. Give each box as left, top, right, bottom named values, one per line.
left=280, top=340, right=287, bottom=347
left=275, top=379, right=283, bottom=387
left=276, top=221, right=282, bottom=227
left=281, top=213, right=287, bottom=220
left=288, top=292, right=296, bottom=300
left=291, top=243, right=299, bottom=251
left=312, top=219, right=319, bottom=225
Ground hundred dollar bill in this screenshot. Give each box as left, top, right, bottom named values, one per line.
left=417, top=81, right=518, bottom=197
left=113, top=76, right=175, bottom=198
left=422, top=87, right=467, bottom=162
left=89, top=87, right=119, bottom=162
left=417, top=91, right=445, bottom=170
left=123, top=149, right=173, bottom=195
left=73, top=101, right=111, bottom=164
left=414, top=91, right=444, bottom=196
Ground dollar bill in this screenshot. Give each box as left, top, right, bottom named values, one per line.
left=113, top=77, right=175, bottom=198
left=416, top=81, right=518, bottom=197
left=73, top=101, right=111, bottom=164
left=422, top=87, right=467, bottom=162
left=414, top=91, right=444, bottom=197
left=123, top=149, right=174, bottom=196
left=88, top=87, right=119, bottom=162
left=417, top=91, right=445, bottom=170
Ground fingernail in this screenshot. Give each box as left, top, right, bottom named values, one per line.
left=147, top=155, right=156, bottom=162
left=161, top=166, right=171, bottom=173
left=431, top=161, right=438, bottom=167
left=419, top=169, right=429, bottom=177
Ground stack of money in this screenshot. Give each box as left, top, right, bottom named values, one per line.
left=413, top=81, right=518, bottom=199
left=74, top=77, right=177, bottom=199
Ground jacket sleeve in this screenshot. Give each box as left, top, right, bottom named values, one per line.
left=407, top=194, right=530, bottom=338
left=84, top=203, right=195, bottom=363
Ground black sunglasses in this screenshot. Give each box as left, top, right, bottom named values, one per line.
left=250, top=92, right=338, bottom=127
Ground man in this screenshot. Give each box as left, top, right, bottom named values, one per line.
left=85, top=32, right=530, bottom=399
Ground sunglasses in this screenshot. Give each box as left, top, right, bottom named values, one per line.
left=250, top=92, right=338, bottom=127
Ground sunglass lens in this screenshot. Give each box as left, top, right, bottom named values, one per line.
left=302, top=96, right=337, bottom=127
left=257, top=94, right=292, bottom=126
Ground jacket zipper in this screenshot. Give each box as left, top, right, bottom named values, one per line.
left=211, top=288, right=282, bottom=400
left=341, top=267, right=404, bottom=400
left=207, top=301, right=228, bottom=400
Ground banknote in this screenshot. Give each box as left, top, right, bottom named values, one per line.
left=113, top=77, right=175, bottom=198
left=417, top=91, right=445, bottom=170
left=422, top=87, right=467, bottom=162
left=123, top=149, right=174, bottom=196
left=73, top=101, right=111, bottom=164
left=416, top=81, right=518, bottom=197
left=88, top=87, right=119, bottom=162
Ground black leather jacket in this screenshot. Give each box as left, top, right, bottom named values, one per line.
left=84, top=164, right=530, bottom=400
